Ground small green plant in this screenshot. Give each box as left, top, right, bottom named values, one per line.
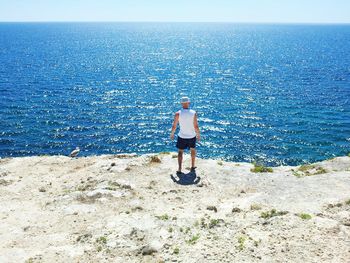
left=260, top=209, right=288, bottom=219
left=298, top=164, right=315, bottom=172
left=198, top=217, right=222, bottom=229
left=348, top=153, right=350, bottom=157
left=345, top=199, right=350, bottom=205
left=156, top=214, right=169, bottom=220
left=108, top=181, right=119, bottom=187
left=96, top=236, right=107, bottom=244
left=253, top=238, right=262, bottom=247
left=76, top=233, right=92, bottom=242
left=173, top=247, right=180, bottom=254
left=186, top=234, right=200, bottom=245
left=179, top=227, right=184, bottom=232
left=299, top=213, right=312, bottom=220
left=168, top=227, right=173, bottom=233
left=212, top=235, right=219, bottom=240
left=209, top=219, right=220, bottom=228
left=95, top=236, right=107, bottom=252
left=107, top=181, right=131, bottom=190
left=314, top=167, right=327, bottom=174
left=105, top=186, right=117, bottom=191
left=292, top=170, right=303, bottom=178
left=77, top=184, right=90, bottom=191
left=237, top=236, right=246, bottom=251
left=297, top=164, right=327, bottom=176
left=217, top=160, right=223, bottom=166
left=251, top=162, right=273, bottom=173
left=250, top=204, right=262, bottom=210
left=185, top=227, right=191, bottom=234
left=63, top=189, right=73, bottom=194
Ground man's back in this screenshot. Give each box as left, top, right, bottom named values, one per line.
left=178, top=109, right=196, bottom=139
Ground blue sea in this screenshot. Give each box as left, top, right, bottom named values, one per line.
left=0, top=23, right=349, bottom=166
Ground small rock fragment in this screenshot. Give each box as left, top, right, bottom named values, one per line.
left=207, top=206, right=218, bottom=212
left=141, top=245, right=158, bottom=255
left=0, top=179, right=12, bottom=186
left=39, top=187, right=46, bottom=192
left=149, top=156, right=161, bottom=163
left=232, top=207, right=241, bottom=213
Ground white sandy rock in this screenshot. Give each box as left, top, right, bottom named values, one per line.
left=0, top=153, right=349, bottom=262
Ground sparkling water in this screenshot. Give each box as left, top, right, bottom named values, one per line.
left=1, top=23, right=349, bottom=165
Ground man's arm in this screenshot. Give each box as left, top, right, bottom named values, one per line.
left=170, top=112, right=179, bottom=140
left=193, top=113, right=200, bottom=142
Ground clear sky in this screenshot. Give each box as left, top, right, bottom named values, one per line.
left=0, top=0, right=349, bottom=23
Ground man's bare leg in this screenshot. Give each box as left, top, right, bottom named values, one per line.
left=190, top=148, right=196, bottom=168
left=178, top=149, right=184, bottom=172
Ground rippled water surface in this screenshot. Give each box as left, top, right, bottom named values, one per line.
left=1, top=23, right=349, bottom=165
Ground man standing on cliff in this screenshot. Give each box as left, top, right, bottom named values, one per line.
left=170, top=96, right=200, bottom=175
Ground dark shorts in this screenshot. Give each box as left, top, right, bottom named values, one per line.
left=176, top=136, right=196, bottom=150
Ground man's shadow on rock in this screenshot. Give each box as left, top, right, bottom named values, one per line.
left=170, top=171, right=201, bottom=185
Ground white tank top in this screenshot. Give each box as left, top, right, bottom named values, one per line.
left=178, top=109, right=196, bottom=139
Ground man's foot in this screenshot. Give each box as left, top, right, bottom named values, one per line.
left=176, top=171, right=182, bottom=175
left=190, top=167, right=197, bottom=173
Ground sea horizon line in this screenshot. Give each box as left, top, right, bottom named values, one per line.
left=0, top=21, right=349, bottom=25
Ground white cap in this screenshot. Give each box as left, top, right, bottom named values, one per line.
left=180, top=96, right=190, bottom=103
